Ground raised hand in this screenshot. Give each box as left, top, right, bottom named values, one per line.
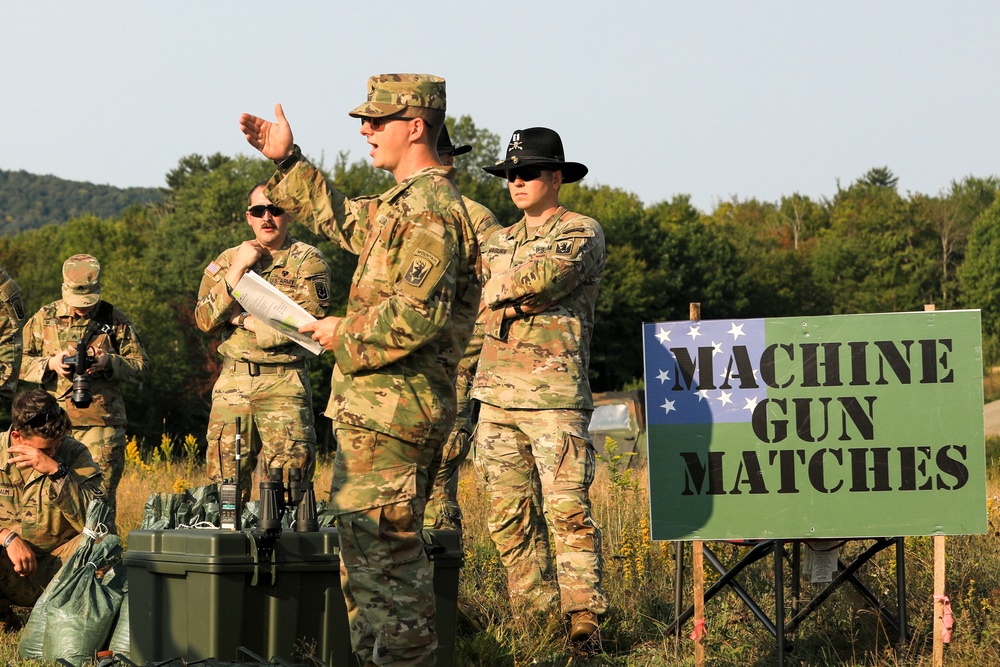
left=239, top=103, right=294, bottom=161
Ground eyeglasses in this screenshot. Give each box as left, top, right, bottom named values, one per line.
left=505, top=167, right=547, bottom=183
left=359, top=115, right=418, bottom=130
left=247, top=204, right=285, bottom=218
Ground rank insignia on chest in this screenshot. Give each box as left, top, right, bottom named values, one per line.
left=205, top=261, right=222, bottom=277
left=555, top=240, right=575, bottom=255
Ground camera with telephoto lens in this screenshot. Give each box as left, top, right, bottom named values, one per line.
left=64, top=321, right=111, bottom=409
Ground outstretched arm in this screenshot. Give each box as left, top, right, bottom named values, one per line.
left=239, top=103, right=295, bottom=161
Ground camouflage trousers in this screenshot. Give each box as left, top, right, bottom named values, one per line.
left=329, top=425, right=440, bottom=667
left=204, top=366, right=316, bottom=502
left=0, top=533, right=82, bottom=610
left=473, top=404, right=608, bottom=616
left=72, top=425, right=125, bottom=534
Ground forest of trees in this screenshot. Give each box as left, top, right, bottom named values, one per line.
left=2, top=116, right=1000, bottom=452
left=0, top=169, right=164, bottom=234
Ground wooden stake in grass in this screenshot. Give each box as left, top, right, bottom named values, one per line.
left=925, top=303, right=947, bottom=667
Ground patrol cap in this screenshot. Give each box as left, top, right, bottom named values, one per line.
left=61, top=254, right=101, bottom=308
left=482, top=127, right=589, bottom=184
left=438, top=125, right=472, bottom=158
left=348, top=73, right=447, bottom=118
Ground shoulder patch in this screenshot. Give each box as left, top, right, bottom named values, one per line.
left=403, top=250, right=441, bottom=287
left=555, top=239, right=577, bottom=255
left=310, top=275, right=330, bottom=303
left=205, top=261, right=222, bottom=277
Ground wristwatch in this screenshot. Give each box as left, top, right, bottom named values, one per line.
left=274, top=144, right=302, bottom=171
left=237, top=312, right=249, bottom=329
left=49, top=463, right=69, bottom=481
left=512, top=302, right=525, bottom=317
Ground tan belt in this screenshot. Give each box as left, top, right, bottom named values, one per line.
left=224, top=358, right=306, bottom=376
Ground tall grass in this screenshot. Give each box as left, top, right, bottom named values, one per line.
left=1, top=437, right=997, bottom=666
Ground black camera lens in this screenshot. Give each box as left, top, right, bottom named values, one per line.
left=71, top=374, right=93, bottom=409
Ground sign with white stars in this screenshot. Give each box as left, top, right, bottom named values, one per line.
left=643, top=311, right=987, bottom=540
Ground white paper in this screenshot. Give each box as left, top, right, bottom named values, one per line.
left=231, top=271, right=324, bottom=356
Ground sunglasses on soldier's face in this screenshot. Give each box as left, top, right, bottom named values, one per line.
left=505, top=167, right=547, bottom=183
left=247, top=204, right=285, bottom=218
left=359, top=115, right=418, bottom=131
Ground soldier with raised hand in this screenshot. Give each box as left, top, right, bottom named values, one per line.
left=195, top=184, right=331, bottom=499
left=0, top=389, right=104, bottom=630
left=240, top=73, right=480, bottom=667
left=473, top=127, right=608, bottom=645
left=0, top=266, right=25, bottom=407
left=20, top=254, right=149, bottom=533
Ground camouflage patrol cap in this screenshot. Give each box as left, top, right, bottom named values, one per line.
left=61, top=254, right=101, bottom=308
left=348, top=73, right=447, bottom=118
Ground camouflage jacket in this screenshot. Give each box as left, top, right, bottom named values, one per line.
left=195, top=236, right=331, bottom=364
left=0, top=430, right=104, bottom=553
left=0, top=266, right=25, bottom=406
left=20, top=300, right=150, bottom=427
left=455, top=197, right=501, bottom=404
left=268, top=159, right=481, bottom=446
left=472, top=206, right=605, bottom=410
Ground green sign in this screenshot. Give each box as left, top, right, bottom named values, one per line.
left=643, top=311, right=987, bottom=540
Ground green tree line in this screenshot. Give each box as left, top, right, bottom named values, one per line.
left=0, top=169, right=164, bottom=234
left=1, top=117, right=999, bottom=451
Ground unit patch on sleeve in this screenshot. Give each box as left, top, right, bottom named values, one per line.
left=205, top=261, right=222, bottom=277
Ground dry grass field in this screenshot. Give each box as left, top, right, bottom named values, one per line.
left=1, top=436, right=998, bottom=666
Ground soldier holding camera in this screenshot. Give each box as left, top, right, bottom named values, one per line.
left=19, top=254, right=150, bottom=533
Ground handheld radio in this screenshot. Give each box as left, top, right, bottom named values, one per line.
left=219, top=416, right=242, bottom=530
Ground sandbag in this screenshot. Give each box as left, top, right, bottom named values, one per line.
left=107, top=587, right=130, bottom=657
left=141, top=484, right=221, bottom=529
left=18, top=498, right=114, bottom=660
left=41, top=532, right=126, bottom=665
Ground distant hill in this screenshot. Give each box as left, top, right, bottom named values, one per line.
left=0, top=169, right=165, bottom=236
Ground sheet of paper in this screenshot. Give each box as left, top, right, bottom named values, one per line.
left=231, top=271, right=324, bottom=356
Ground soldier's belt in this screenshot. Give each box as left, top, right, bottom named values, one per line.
left=224, top=358, right=306, bottom=376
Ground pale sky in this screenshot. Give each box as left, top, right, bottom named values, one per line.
left=5, top=2, right=999, bottom=213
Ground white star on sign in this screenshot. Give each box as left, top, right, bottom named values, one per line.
left=657, top=369, right=670, bottom=383
left=687, top=325, right=702, bottom=340
left=655, top=328, right=671, bottom=344
left=717, top=391, right=733, bottom=406
left=696, top=389, right=711, bottom=402
left=661, top=399, right=676, bottom=415
left=743, top=396, right=759, bottom=412
left=711, top=341, right=723, bottom=357
left=728, top=322, right=746, bottom=340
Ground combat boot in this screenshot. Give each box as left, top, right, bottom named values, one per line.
left=569, top=609, right=599, bottom=642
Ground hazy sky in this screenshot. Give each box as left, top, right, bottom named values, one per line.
left=5, top=2, right=998, bottom=212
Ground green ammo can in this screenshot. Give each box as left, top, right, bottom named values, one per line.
left=124, top=528, right=463, bottom=666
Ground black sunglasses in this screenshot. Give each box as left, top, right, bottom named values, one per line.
left=359, top=115, right=419, bottom=130
left=17, top=405, right=62, bottom=431
left=247, top=204, right=285, bottom=218
left=505, top=167, right=547, bottom=183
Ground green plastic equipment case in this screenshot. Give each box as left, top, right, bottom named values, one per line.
left=124, top=528, right=462, bottom=666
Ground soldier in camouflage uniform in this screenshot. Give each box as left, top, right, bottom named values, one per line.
left=195, top=184, right=331, bottom=499
left=422, top=125, right=503, bottom=534
left=0, top=389, right=104, bottom=628
left=240, top=73, right=480, bottom=667
left=20, top=255, right=149, bottom=533
left=473, top=127, right=608, bottom=643
left=0, top=266, right=25, bottom=406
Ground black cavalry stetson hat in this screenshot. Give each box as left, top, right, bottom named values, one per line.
left=482, top=127, right=588, bottom=183
left=438, top=125, right=472, bottom=157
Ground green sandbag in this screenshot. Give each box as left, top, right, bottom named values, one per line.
left=140, top=484, right=222, bottom=529
left=107, top=586, right=130, bottom=657
left=18, top=498, right=113, bottom=660
left=41, top=534, right=126, bottom=666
